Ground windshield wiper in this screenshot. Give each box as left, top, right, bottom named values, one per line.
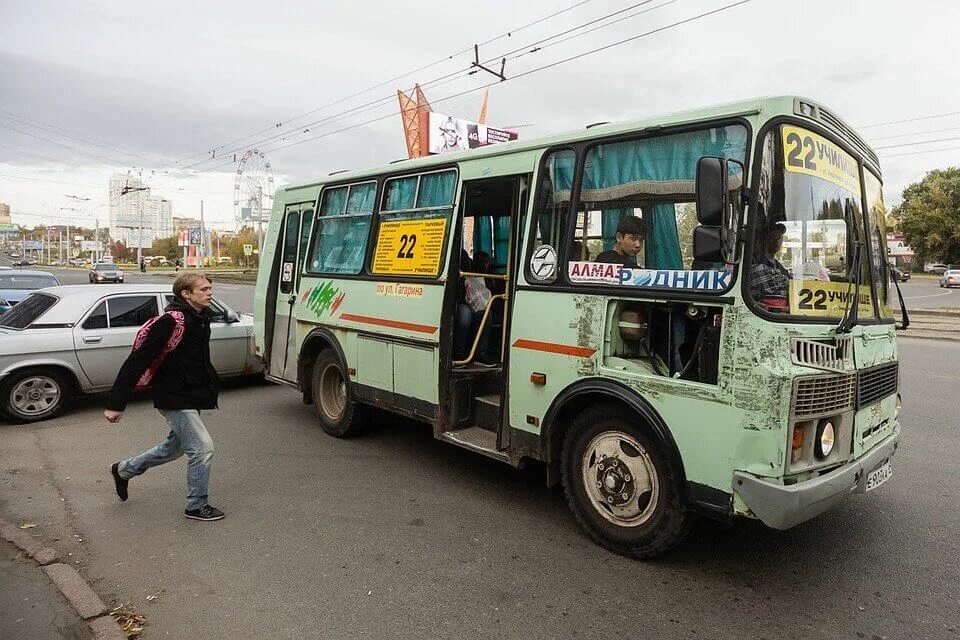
left=837, top=239, right=862, bottom=334
left=890, top=270, right=910, bottom=330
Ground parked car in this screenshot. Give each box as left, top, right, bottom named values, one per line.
left=13, top=259, right=37, bottom=267
left=927, top=263, right=949, bottom=275
left=890, top=267, right=910, bottom=282
left=940, top=269, right=960, bottom=288
left=89, top=262, right=124, bottom=283
left=0, top=270, right=60, bottom=315
left=0, top=285, right=262, bottom=423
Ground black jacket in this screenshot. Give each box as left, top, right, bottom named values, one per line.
left=106, top=298, right=220, bottom=411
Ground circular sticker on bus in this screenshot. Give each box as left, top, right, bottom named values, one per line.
left=530, top=244, right=558, bottom=281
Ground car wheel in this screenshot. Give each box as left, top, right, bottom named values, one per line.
left=561, top=405, right=693, bottom=559
left=310, top=348, right=366, bottom=437
left=0, top=368, right=73, bottom=424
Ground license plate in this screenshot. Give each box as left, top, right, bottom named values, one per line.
left=865, top=461, right=893, bottom=492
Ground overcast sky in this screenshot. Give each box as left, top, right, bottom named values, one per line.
left=1, top=0, right=958, bottom=230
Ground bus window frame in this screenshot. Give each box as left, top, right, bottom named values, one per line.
left=742, top=115, right=892, bottom=326
left=303, top=179, right=379, bottom=278
left=368, top=166, right=460, bottom=280
left=522, top=117, right=752, bottom=303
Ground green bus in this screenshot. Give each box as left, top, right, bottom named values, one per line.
left=254, top=96, right=903, bottom=558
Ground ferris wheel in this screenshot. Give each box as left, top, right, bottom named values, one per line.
left=233, top=149, right=275, bottom=230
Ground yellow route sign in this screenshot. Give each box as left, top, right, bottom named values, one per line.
left=788, top=280, right=874, bottom=318
left=372, top=217, right=448, bottom=276
left=782, top=125, right=860, bottom=194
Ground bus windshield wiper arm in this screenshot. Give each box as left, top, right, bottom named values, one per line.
left=837, top=240, right=862, bottom=334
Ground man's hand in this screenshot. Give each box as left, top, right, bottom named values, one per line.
left=104, top=410, right=123, bottom=423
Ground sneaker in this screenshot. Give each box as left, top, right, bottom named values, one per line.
left=475, top=359, right=499, bottom=368
left=184, top=505, right=225, bottom=521
left=110, top=462, right=128, bottom=501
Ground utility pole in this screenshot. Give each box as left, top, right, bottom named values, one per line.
left=199, top=200, right=205, bottom=268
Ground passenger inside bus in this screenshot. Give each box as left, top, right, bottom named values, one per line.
left=454, top=250, right=497, bottom=367
left=594, top=216, right=644, bottom=267
left=749, top=222, right=791, bottom=311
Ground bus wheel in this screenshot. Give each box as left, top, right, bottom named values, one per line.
left=310, top=349, right=365, bottom=437
left=561, top=406, right=692, bottom=559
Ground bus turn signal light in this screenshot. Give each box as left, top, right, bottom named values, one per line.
left=791, top=425, right=804, bottom=463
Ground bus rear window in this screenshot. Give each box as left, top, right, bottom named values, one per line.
left=0, top=293, right=58, bottom=329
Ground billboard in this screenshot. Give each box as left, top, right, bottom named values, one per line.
left=426, top=112, right=517, bottom=155
left=23, top=240, right=42, bottom=251
left=81, top=241, right=105, bottom=252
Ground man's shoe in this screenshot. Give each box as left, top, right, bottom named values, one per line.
left=184, top=505, right=225, bottom=521
left=110, top=463, right=128, bottom=501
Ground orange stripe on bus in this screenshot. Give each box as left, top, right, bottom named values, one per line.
left=339, top=313, right=438, bottom=334
left=512, top=339, right=597, bottom=358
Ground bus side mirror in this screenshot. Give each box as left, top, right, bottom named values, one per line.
left=693, top=226, right=723, bottom=263
left=696, top=157, right=727, bottom=225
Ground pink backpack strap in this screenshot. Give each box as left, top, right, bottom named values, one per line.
left=135, top=311, right=186, bottom=389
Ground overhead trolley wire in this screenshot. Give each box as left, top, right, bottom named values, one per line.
left=858, top=110, right=960, bottom=130
left=150, top=0, right=752, bottom=187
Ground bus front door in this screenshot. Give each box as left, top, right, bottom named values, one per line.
left=268, top=203, right=313, bottom=383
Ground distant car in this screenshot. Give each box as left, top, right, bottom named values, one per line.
left=0, top=285, right=262, bottom=423
left=89, top=262, right=124, bottom=283
left=940, top=269, right=960, bottom=288
left=890, top=267, right=910, bottom=283
left=0, top=270, right=60, bottom=315
left=927, top=263, right=949, bottom=275
left=9, top=252, right=20, bottom=259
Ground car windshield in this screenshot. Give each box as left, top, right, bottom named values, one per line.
left=95, top=264, right=118, bottom=271
left=749, top=125, right=876, bottom=321
left=0, top=293, right=58, bottom=328
left=0, top=274, right=59, bottom=290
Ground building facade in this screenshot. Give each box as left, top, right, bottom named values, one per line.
left=108, top=174, right=174, bottom=248
left=0, top=202, right=11, bottom=225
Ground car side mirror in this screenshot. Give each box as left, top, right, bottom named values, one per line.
left=225, top=309, right=240, bottom=323
left=693, top=225, right=723, bottom=263
left=696, top=157, right=727, bottom=225
left=694, top=157, right=744, bottom=264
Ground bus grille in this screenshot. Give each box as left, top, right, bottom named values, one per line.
left=857, top=362, right=899, bottom=409
left=791, top=337, right=851, bottom=372
left=792, top=374, right=856, bottom=419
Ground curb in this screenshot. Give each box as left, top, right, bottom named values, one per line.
left=0, top=517, right=127, bottom=640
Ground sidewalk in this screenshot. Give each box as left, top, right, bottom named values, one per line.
left=0, top=538, right=90, bottom=640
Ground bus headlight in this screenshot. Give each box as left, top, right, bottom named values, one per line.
left=895, top=393, right=902, bottom=420
left=814, top=420, right=836, bottom=459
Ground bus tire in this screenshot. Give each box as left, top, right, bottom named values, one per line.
left=561, top=405, right=693, bottom=559
left=310, top=349, right=365, bottom=437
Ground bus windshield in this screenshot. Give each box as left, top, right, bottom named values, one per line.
left=748, top=125, right=876, bottom=320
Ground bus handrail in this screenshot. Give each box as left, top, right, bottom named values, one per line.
left=453, top=293, right=508, bottom=367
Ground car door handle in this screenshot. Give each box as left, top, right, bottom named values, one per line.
left=82, top=336, right=102, bottom=343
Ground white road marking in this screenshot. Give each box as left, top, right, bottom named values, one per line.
left=904, top=291, right=954, bottom=300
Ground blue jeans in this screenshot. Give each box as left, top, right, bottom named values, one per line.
left=118, top=409, right=214, bottom=511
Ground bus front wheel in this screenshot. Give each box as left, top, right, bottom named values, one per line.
left=310, top=349, right=365, bottom=437
left=561, top=406, right=693, bottom=559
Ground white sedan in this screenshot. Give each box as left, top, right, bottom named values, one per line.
left=0, top=284, right=263, bottom=423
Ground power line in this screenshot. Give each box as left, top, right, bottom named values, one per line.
left=0, top=172, right=103, bottom=188
left=153, top=1, right=747, bottom=189
left=160, top=0, right=600, bottom=169
left=880, top=145, right=960, bottom=159
left=868, top=125, right=960, bottom=142
left=858, top=110, right=960, bottom=130
left=0, top=122, right=124, bottom=166
left=874, top=135, right=960, bottom=151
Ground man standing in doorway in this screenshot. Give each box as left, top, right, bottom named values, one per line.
left=595, top=216, right=644, bottom=267
left=105, top=273, right=224, bottom=521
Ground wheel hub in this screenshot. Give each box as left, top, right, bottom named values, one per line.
left=596, top=457, right=635, bottom=506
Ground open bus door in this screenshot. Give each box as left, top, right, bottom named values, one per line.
left=267, top=202, right=313, bottom=383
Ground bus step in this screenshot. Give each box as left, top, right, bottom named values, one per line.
left=440, top=427, right=510, bottom=463
left=472, top=394, right=501, bottom=433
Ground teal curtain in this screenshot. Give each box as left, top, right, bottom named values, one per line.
left=473, top=216, right=493, bottom=255
left=417, top=171, right=456, bottom=207
left=578, top=125, right=748, bottom=268
left=601, top=209, right=627, bottom=251
left=538, top=150, right=576, bottom=243
left=384, top=176, right=417, bottom=211
left=493, top=217, right=511, bottom=272
left=321, top=187, right=348, bottom=216
left=346, top=183, right=375, bottom=214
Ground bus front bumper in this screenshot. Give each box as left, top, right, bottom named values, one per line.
left=732, top=429, right=899, bottom=530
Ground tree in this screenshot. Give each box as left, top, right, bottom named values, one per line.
left=151, top=236, right=179, bottom=260
left=895, top=167, right=960, bottom=265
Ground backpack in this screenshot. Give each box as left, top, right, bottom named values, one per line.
left=133, top=311, right=186, bottom=389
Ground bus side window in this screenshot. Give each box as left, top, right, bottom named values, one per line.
left=307, top=182, right=376, bottom=275
left=526, top=148, right=575, bottom=283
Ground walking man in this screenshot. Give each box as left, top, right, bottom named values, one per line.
left=105, top=272, right=224, bottom=521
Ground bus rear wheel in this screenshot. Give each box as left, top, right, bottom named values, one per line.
left=561, top=406, right=693, bottom=559
left=310, top=349, right=365, bottom=437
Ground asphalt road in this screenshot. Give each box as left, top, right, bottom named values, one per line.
left=897, top=276, right=960, bottom=310
left=0, top=339, right=957, bottom=639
